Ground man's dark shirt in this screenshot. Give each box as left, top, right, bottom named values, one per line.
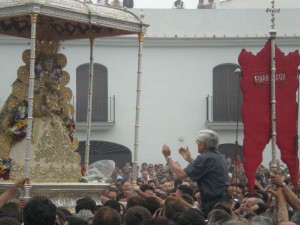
left=184, top=149, right=229, bottom=203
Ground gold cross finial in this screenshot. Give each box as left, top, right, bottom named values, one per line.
left=266, top=0, right=280, bottom=30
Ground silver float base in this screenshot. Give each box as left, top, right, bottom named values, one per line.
left=0, top=182, right=110, bottom=210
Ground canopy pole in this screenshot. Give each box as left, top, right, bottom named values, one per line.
left=132, top=25, right=145, bottom=184
left=24, top=13, right=38, bottom=199
left=84, top=38, right=95, bottom=172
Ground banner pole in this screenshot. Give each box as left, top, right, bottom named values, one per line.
left=266, top=0, right=280, bottom=171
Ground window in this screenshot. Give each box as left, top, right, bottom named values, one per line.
left=212, top=63, right=242, bottom=122
left=76, top=63, right=108, bottom=122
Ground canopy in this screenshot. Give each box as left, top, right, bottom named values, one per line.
left=0, top=0, right=148, bottom=40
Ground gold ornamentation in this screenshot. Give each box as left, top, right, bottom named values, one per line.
left=7, top=96, right=20, bottom=110
left=57, top=54, right=67, bottom=68
left=62, top=103, right=74, bottom=118
left=1, top=116, right=11, bottom=131
left=22, top=49, right=31, bottom=65
left=61, top=87, right=73, bottom=102
left=61, top=71, right=70, bottom=86
left=72, top=137, right=79, bottom=151
left=0, top=134, right=11, bottom=159
left=17, top=66, right=29, bottom=84
left=12, top=82, right=28, bottom=99
left=45, top=93, right=62, bottom=113
left=10, top=117, right=81, bottom=182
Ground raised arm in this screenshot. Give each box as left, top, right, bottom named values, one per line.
left=0, top=178, right=29, bottom=205
left=271, top=174, right=300, bottom=210
left=162, top=145, right=188, bottom=179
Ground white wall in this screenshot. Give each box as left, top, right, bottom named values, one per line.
left=0, top=8, right=299, bottom=169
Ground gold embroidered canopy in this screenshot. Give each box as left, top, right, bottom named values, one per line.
left=0, top=0, right=147, bottom=40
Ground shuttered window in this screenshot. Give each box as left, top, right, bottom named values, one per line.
left=213, top=64, right=242, bottom=122
left=76, top=63, right=108, bottom=122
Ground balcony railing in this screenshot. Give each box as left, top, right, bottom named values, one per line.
left=72, top=95, right=115, bottom=130
left=206, top=95, right=243, bottom=130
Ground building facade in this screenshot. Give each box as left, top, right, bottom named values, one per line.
left=0, top=7, right=299, bottom=168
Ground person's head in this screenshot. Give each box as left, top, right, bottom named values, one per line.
left=291, top=209, right=300, bottom=225
left=23, top=196, right=57, bottom=225
left=224, top=219, right=249, bottom=225
left=140, top=218, right=173, bottom=225
left=123, top=166, right=131, bottom=175
left=142, top=163, right=148, bottom=171
left=104, top=200, right=123, bottom=214
left=207, top=209, right=231, bottom=225
left=65, top=216, right=88, bottom=225
left=76, top=197, right=97, bottom=214
left=176, top=185, right=193, bottom=197
left=0, top=217, right=21, bottom=225
left=123, top=182, right=131, bottom=192
left=170, top=209, right=206, bottom=225
left=140, top=184, right=155, bottom=196
left=125, top=206, right=152, bottom=225
left=163, top=182, right=174, bottom=191
left=195, top=130, right=219, bottom=153
left=58, top=207, right=73, bottom=217
left=0, top=211, right=22, bottom=223
left=44, top=57, right=54, bottom=71
left=231, top=184, right=245, bottom=199
left=142, top=171, right=149, bottom=179
left=148, top=164, right=154, bottom=171
left=158, top=164, right=164, bottom=172
left=1, top=202, right=20, bottom=213
left=92, top=207, right=122, bottom=225
left=144, top=196, right=161, bottom=215
left=76, top=209, right=94, bottom=224
left=250, top=215, right=275, bottom=225
left=164, top=198, right=186, bottom=219
left=245, top=198, right=265, bottom=214
left=107, top=189, right=118, bottom=201
left=148, top=180, right=157, bottom=189
left=127, top=196, right=147, bottom=210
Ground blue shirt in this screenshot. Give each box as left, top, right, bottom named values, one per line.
left=184, top=149, right=229, bottom=203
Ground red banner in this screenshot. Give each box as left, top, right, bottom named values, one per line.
left=239, top=41, right=300, bottom=193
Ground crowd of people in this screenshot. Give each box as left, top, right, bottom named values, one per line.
left=96, top=0, right=134, bottom=8
left=79, top=0, right=216, bottom=10
left=0, top=130, right=299, bottom=225
left=172, top=0, right=216, bottom=9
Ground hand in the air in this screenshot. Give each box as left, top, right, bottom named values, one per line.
left=178, top=147, right=191, bottom=161
left=162, top=145, right=171, bottom=158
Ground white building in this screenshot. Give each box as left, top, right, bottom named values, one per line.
left=0, top=3, right=299, bottom=169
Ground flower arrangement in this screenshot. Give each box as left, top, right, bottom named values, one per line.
left=0, top=158, right=12, bottom=180
left=7, top=101, right=28, bottom=142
